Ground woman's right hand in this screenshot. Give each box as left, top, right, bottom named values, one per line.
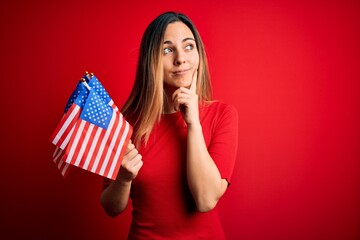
left=116, top=140, right=143, bottom=182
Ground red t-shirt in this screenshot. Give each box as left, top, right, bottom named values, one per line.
left=106, top=101, right=238, bottom=239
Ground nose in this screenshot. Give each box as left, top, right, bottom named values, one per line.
left=174, top=50, right=186, bottom=66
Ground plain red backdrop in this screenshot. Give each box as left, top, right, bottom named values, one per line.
left=1, top=0, right=359, bottom=239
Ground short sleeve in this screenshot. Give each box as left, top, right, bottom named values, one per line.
left=208, top=104, right=238, bottom=184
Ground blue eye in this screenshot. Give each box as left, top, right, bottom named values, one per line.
left=185, top=44, right=194, bottom=51
left=164, top=47, right=172, bottom=54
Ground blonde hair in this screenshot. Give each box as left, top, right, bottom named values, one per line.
left=121, top=12, right=212, bottom=146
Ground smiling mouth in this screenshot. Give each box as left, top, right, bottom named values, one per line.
left=172, top=69, right=190, bottom=75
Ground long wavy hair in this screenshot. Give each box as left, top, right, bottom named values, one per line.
left=121, top=12, right=212, bottom=146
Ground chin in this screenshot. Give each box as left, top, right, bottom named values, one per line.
left=164, top=79, right=191, bottom=89
left=174, top=83, right=190, bottom=89
left=175, top=77, right=192, bottom=87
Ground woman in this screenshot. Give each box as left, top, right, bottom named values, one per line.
left=101, top=12, right=238, bottom=239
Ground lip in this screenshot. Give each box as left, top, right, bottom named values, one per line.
left=172, top=69, right=191, bottom=76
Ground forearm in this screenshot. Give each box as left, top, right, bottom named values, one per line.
left=100, top=141, right=142, bottom=217
left=187, top=123, right=227, bottom=212
left=100, top=179, right=131, bottom=217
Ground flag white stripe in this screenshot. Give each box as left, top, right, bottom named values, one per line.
left=52, top=105, right=80, bottom=145
left=107, top=121, right=130, bottom=179
left=65, top=120, right=86, bottom=164
left=53, top=146, right=61, bottom=158
left=91, top=110, right=117, bottom=173
left=99, top=114, right=123, bottom=175
left=60, top=126, right=75, bottom=150
left=61, top=162, right=70, bottom=176
left=109, top=100, right=119, bottom=112
left=74, top=124, right=94, bottom=166
left=52, top=147, right=70, bottom=176
left=83, top=127, right=102, bottom=170
left=53, top=148, right=63, bottom=163
left=57, top=158, right=63, bottom=168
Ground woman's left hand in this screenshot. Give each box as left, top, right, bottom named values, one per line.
left=172, top=70, right=200, bottom=126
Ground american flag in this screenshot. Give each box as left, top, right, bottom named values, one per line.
left=50, top=79, right=87, bottom=176
left=51, top=87, right=84, bottom=148
left=50, top=74, right=110, bottom=148
left=50, top=73, right=131, bottom=179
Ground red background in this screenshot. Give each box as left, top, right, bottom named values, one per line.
left=1, top=0, right=359, bottom=239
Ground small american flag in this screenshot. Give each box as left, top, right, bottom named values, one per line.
left=50, top=73, right=131, bottom=179
left=50, top=79, right=87, bottom=176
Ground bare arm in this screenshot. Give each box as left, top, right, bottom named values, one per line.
left=100, top=142, right=143, bottom=217
left=172, top=71, right=228, bottom=212
left=186, top=123, right=228, bottom=212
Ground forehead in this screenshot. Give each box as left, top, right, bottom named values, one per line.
left=164, top=21, right=194, bottom=41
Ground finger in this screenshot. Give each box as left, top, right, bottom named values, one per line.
left=129, top=154, right=142, bottom=167
left=174, top=97, right=189, bottom=112
left=172, top=87, right=189, bottom=102
left=173, top=94, right=186, bottom=110
left=133, top=160, right=143, bottom=172
left=132, top=156, right=143, bottom=168
left=126, top=143, right=135, bottom=154
left=173, top=100, right=180, bottom=112
left=190, top=69, right=198, bottom=93
left=125, top=148, right=139, bottom=161
left=174, top=93, right=189, bottom=101
left=122, top=152, right=141, bottom=169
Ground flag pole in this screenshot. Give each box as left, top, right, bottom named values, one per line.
left=80, top=78, right=91, bottom=90
left=84, top=71, right=91, bottom=82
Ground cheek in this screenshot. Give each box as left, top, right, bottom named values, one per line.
left=162, top=61, right=172, bottom=74
left=191, top=53, right=200, bottom=67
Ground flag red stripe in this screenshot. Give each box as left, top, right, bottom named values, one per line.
left=52, top=147, right=71, bottom=177
left=50, top=104, right=81, bottom=147
left=102, top=115, right=126, bottom=177
left=70, top=121, right=91, bottom=166
left=93, top=111, right=120, bottom=174
left=74, top=124, right=94, bottom=167
left=64, top=120, right=87, bottom=165
left=77, top=124, right=96, bottom=169
left=108, top=123, right=132, bottom=179
left=89, top=127, right=110, bottom=173
left=97, top=111, right=122, bottom=176
left=59, top=126, right=75, bottom=150
left=82, top=127, right=105, bottom=171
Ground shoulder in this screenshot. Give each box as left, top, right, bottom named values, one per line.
left=200, top=101, right=238, bottom=129
left=201, top=101, right=238, bottom=119
left=199, top=101, right=238, bottom=150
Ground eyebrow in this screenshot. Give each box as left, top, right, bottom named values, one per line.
left=163, top=37, right=196, bottom=45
